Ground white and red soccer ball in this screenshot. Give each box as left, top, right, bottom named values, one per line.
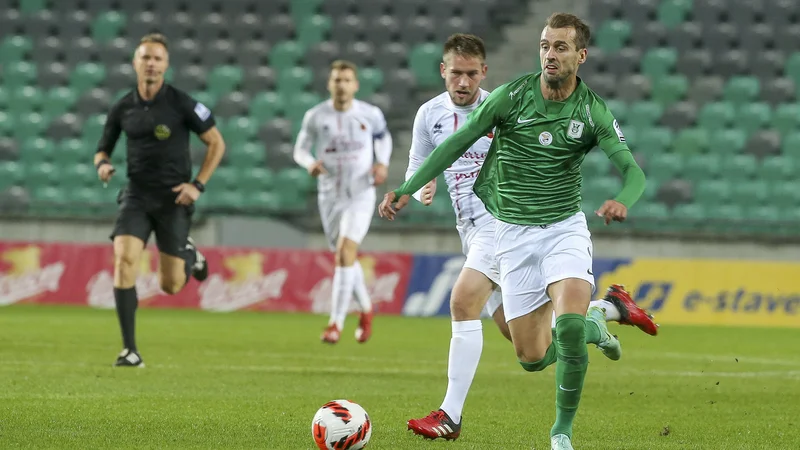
left=311, top=399, right=372, bottom=450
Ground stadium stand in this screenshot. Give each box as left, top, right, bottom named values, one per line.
left=0, top=0, right=795, bottom=238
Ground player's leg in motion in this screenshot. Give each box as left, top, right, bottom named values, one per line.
left=112, top=235, right=146, bottom=367
left=153, top=202, right=209, bottom=296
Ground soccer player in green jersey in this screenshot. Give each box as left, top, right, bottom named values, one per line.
left=380, top=13, right=646, bottom=450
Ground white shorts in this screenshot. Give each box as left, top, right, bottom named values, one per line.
left=459, top=217, right=503, bottom=317
left=494, top=212, right=595, bottom=322
left=318, top=189, right=376, bottom=251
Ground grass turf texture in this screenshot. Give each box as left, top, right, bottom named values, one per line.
left=1, top=305, right=798, bottom=449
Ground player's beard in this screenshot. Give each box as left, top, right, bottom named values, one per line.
left=542, top=67, right=573, bottom=90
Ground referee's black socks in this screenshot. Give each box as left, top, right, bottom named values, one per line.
left=114, top=287, right=138, bottom=352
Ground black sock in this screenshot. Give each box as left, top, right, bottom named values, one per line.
left=183, top=247, right=197, bottom=286
left=114, top=287, right=138, bottom=352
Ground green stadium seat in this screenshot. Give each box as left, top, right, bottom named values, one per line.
left=694, top=179, right=732, bottom=206
left=757, top=155, right=796, bottom=181
left=409, top=43, right=443, bottom=89
left=191, top=91, right=218, bottom=109
left=630, top=201, right=669, bottom=232
left=0, top=161, right=26, bottom=190
left=225, top=116, right=258, bottom=144
left=70, top=63, right=106, bottom=94
left=276, top=167, right=314, bottom=194
left=641, top=48, right=678, bottom=79
left=772, top=104, right=800, bottom=137
left=26, top=162, right=59, bottom=188
left=626, top=101, right=663, bottom=129
left=357, top=67, right=384, bottom=98
left=650, top=75, right=688, bottom=106
left=63, top=163, right=95, bottom=189
left=289, top=0, right=323, bottom=21
left=736, top=102, right=771, bottom=134
left=20, top=137, right=56, bottom=164
left=203, top=189, right=247, bottom=210
left=284, top=91, right=322, bottom=123
left=772, top=181, right=800, bottom=208
left=0, top=110, right=14, bottom=137
left=637, top=127, right=673, bottom=155
left=229, top=142, right=267, bottom=168
left=249, top=91, right=286, bottom=122
left=246, top=190, right=282, bottom=211
left=707, top=129, right=746, bottom=155
left=640, top=178, right=660, bottom=202
left=241, top=166, right=276, bottom=192
left=31, top=186, right=64, bottom=208
left=91, top=11, right=126, bottom=44
left=276, top=67, right=313, bottom=94
left=605, top=99, right=627, bottom=124
left=44, top=87, right=78, bottom=117
left=672, top=203, right=707, bottom=228
left=0, top=36, right=32, bottom=64
left=779, top=206, right=800, bottom=222
left=697, top=102, right=735, bottom=130
left=657, top=0, right=693, bottom=28
left=671, top=128, right=709, bottom=155
left=723, top=77, right=760, bottom=106
left=208, top=166, right=238, bottom=190
left=705, top=205, right=745, bottom=233
left=785, top=52, right=800, bottom=84
left=594, top=20, right=631, bottom=53
left=269, top=41, right=306, bottom=68
left=582, top=176, right=622, bottom=201
left=207, top=65, right=243, bottom=97
left=13, top=113, right=48, bottom=141
left=8, top=86, right=43, bottom=114
left=19, top=0, right=47, bottom=14
left=647, top=152, right=684, bottom=183
left=719, top=154, right=757, bottom=180
left=81, top=114, right=107, bottom=144
left=0, top=87, right=7, bottom=109
left=581, top=150, right=610, bottom=177
left=4, top=61, right=37, bottom=89
left=56, top=138, right=87, bottom=165
left=683, top=153, right=721, bottom=181
left=296, top=15, right=332, bottom=47
left=730, top=180, right=769, bottom=206
left=781, top=132, right=800, bottom=160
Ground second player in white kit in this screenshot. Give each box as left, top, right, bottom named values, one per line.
left=294, top=60, right=393, bottom=344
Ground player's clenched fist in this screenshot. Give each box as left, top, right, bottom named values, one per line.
left=378, top=191, right=410, bottom=221
left=307, top=160, right=328, bottom=177
left=420, top=179, right=436, bottom=206
left=595, top=199, right=627, bottom=225
left=97, top=162, right=115, bottom=183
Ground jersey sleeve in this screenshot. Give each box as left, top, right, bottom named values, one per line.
left=96, top=101, right=123, bottom=156
left=179, top=91, right=216, bottom=135
left=370, top=105, right=392, bottom=166
left=592, top=100, right=630, bottom=158
left=405, top=104, right=435, bottom=202
left=293, top=108, right=317, bottom=170
left=394, top=85, right=514, bottom=198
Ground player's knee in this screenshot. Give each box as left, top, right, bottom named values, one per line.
left=113, top=251, right=139, bottom=286
left=519, top=358, right=550, bottom=372
left=335, top=240, right=358, bottom=266
left=449, top=293, right=482, bottom=320
left=160, top=280, right=183, bottom=295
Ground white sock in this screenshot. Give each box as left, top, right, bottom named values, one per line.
left=439, top=320, right=482, bottom=424
left=352, top=260, right=372, bottom=313
left=333, top=265, right=357, bottom=329
left=590, top=299, right=621, bottom=321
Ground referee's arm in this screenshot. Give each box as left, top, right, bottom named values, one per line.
left=193, top=126, right=225, bottom=185
left=94, top=103, right=122, bottom=182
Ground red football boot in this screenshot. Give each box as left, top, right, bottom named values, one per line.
left=355, top=311, right=373, bottom=343
left=407, top=410, right=461, bottom=441
left=321, top=324, right=340, bottom=344
left=604, top=284, right=659, bottom=336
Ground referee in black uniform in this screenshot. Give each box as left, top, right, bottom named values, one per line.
left=93, top=34, right=226, bottom=367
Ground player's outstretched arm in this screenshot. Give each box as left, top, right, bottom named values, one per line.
left=596, top=151, right=645, bottom=224
left=293, top=109, right=326, bottom=177
left=405, top=104, right=436, bottom=204
left=94, top=102, right=122, bottom=184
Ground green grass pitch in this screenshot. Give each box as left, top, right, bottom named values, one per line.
left=1, top=305, right=798, bottom=449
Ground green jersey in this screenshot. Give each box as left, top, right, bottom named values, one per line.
left=395, top=72, right=645, bottom=226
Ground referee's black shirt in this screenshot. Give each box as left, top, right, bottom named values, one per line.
left=96, top=83, right=216, bottom=194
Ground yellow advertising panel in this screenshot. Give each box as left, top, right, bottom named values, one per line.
left=596, top=259, right=800, bottom=328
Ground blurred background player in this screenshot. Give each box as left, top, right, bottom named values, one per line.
left=293, top=60, right=393, bottom=344
left=95, top=34, right=226, bottom=367
left=381, top=13, right=647, bottom=449
left=403, top=33, right=658, bottom=441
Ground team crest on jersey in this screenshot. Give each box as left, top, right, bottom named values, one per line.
left=154, top=124, right=171, bottom=140
left=567, top=120, right=584, bottom=139
left=539, top=131, right=553, bottom=146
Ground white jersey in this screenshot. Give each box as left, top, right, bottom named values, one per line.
left=405, top=89, right=494, bottom=235
left=294, top=99, right=392, bottom=199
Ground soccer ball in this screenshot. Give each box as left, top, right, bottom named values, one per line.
left=311, top=399, right=372, bottom=450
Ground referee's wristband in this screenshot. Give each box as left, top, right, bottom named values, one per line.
left=191, top=179, right=205, bottom=193
left=95, top=159, right=111, bottom=170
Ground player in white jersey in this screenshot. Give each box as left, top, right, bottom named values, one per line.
left=404, top=34, right=659, bottom=441
left=294, top=60, right=393, bottom=344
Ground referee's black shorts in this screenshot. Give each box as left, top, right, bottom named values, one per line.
left=109, top=185, right=194, bottom=257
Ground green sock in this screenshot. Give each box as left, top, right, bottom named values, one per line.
left=551, top=313, right=589, bottom=439
left=584, top=319, right=602, bottom=345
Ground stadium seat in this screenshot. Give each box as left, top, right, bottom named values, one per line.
left=636, top=127, right=673, bottom=156
left=736, top=102, right=772, bottom=135
left=626, top=101, right=663, bottom=129
left=671, top=128, right=709, bottom=155
left=594, top=20, right=631, bottom=53
left=657, top=0, right=693, bottom=28
left=719, top=154, right=757, bottom=180
left=276, top=66, right=313, bottom=94
left=69, top=63, right=106, bottom=94
left=647, top=152, right=683, bottom=183
left=707, top=129, right=746, bottom=155
left=4, top=61, right=37, bottom=89
left=409, top=43, right=442, bottom=89
left=582, top=151, right=610, bottom=177
left=723, top=77, right=760, bottom=106
left=682, top=153, right=721, bottom=182
left=757, top=155, right=796, bottom=181
left=693, top=179, right=731, bottom=206
left=91, top=11, right=126, bottom=44
left=0, top=35, right=32, bottom=64
left=730, top=180, right=770, bottom=207
left=772, top=104, right=800, bottom=137
left=9, top=86, right=43, bottom=114
left=650, top=74, right=688, bottom=106
left=671, top=202, right=707, bottom=228
left=697, top=102, right=735, bottom=130
left=640, top=47, right=678, bottom=79
left=297, top=15, right=332, bottom=47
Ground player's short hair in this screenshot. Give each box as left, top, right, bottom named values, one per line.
left=544, top=13, right=591, bottom=50
left=330, top=60, right=358, bottom=77
left=442, top=33, right=486, bottom=62
left=139, top=33, right=169, bottom=51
